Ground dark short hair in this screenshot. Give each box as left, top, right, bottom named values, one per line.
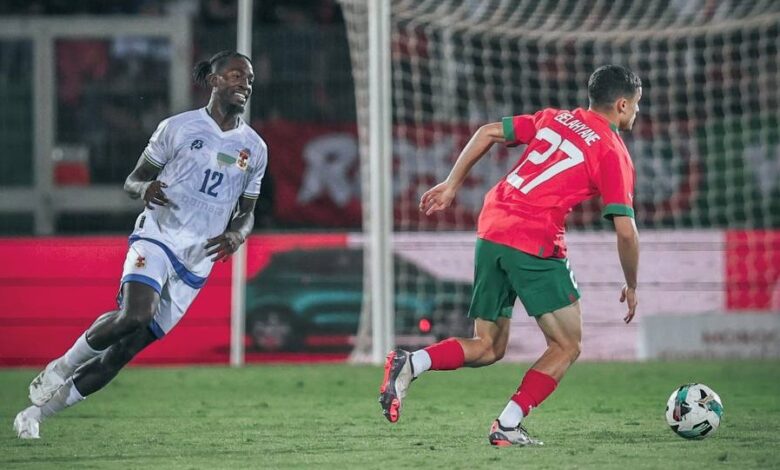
left=587, top=65, right=641, bottom=108
left=192, top=50, right=252, bottom=87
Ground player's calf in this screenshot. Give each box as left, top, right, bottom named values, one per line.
left=72, top=326, right=156, bottom=396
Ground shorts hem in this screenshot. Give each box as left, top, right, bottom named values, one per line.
left=121, top=274, right=162, bottom=295
left=148, top=319, right=166, bottom=338
left=525, top=293, right=581, bottom=317
left=467, top=305, right=514, bottom=322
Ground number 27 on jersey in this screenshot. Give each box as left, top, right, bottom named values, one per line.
left=506, top=127, right=585, bottom=194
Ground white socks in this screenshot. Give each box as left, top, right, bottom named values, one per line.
left=27, top=378, right=85, bottom=422
left=497, top=400, right=524, bottom=429
left=56, top=333, right=103, bottom=377
left=410, top=350, right=431, bottom=378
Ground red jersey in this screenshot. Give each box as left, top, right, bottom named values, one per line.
left=477, top=108, right=635, bottom=258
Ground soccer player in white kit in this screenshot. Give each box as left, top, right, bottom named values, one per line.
left=13, top=50, right=267, bottom=439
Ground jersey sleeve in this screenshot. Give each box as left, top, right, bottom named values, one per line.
left=242, top=144, right=268, bottom=199
left=595, top=149, right=635, bottom=220
left=501, top=109, right=550, bottom=147
left=141, top=118, right=173, bottom=168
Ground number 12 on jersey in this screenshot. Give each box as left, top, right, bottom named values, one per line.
left=506, top=127, right=584, bottom=194
left=199, top=169, right=223, bottom=197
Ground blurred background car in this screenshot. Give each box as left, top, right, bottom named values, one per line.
left=244, top=247, right=473, bottom=351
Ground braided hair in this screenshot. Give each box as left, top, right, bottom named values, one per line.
left=192, top=50, right=252, bottom=87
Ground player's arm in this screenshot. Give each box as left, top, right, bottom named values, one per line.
left=595, top=147, right=638, bottom=323
left=420, top=122, right=505, bottom=215
left=613, top=215, right=639, bottom=323
left=124, top=155, right=169, bottom=209
left=205, top=196, right=256, bottom=263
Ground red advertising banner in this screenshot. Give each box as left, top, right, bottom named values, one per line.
left=0, top=236, right=232, bottom=366
left=0, top=234, right=348, bottom=367
left=257, top=120, right=362, bottom=227
left=726, top=230, right=780, bottom=311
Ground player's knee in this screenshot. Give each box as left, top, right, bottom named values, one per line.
left=492, top=345, right=506, bottom=362
left=476, top=337, right=503, bottom=365
left=490, top=338, right=508, bottom=362
left=116, top=305, right=154, bottom=332
left=564, top=340, right=581, bottom=363
left=113, top=314, right=144, bottom=334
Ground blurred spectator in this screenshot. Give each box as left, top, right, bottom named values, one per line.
left=57, top=37, right=170, bottom=183
left=314, top=0, right=342, bottom=24
left=57, top=40, right=109, bottom=107
left=200, top=0, right=236, bottom=26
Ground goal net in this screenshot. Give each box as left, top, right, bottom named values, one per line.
left=340, top=0, right=780, bottom=361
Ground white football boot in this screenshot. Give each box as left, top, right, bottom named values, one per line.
left=13, top=407, right=40, bottom=439
left=29, top=360, right=66, bottom=406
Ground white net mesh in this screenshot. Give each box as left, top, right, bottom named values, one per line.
left=341, top=0, right=780, bottom=360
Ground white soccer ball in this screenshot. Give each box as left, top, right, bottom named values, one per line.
left=665, top=383, right=724, bottom=439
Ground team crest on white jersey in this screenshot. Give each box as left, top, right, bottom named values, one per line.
left=216, top=149, right=250, bottom=171
left=237, top=148, right=250, bottom=171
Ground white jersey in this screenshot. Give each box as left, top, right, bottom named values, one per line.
left=131, top=108, right=267, bottom=281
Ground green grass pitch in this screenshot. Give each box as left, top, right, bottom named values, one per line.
left=1, top=361, right=779, bottom=469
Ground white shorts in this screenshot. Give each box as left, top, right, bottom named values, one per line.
left=118, top=238, right=205, bottom=338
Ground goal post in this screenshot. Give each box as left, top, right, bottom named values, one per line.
left=341, top=0, right=395, bottom=364
left=230, top=0, right=254, bottom=368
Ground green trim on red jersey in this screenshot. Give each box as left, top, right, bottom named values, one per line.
left=602, top=203, right=635, bottom=220
left=502, top=116, right=516, bottom=145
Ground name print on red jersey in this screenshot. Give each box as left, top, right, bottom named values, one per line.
left=553, top=112, right=601, bottom=146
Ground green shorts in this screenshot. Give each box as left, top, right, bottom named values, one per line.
left=468, top=238, right=580, bottom=320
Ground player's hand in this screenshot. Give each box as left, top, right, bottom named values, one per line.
left=205, top=231, right=245, bottom=263
left=142, top=181, right=170, bottom=210
left=620, top=285, right=637, bottom=324
left=419, top=182, right=457, bottom=216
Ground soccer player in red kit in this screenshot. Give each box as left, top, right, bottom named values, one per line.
left=379, top=65, right=642, bottom=446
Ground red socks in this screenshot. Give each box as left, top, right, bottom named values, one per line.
left=510, top=368, right=558, bottom=416
left=424, top=340, right=557, bottom=418
left=424, top=338, right=465, bottom=370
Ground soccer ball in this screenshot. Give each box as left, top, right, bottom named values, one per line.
left=665, top=383, right=724, bottom=439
